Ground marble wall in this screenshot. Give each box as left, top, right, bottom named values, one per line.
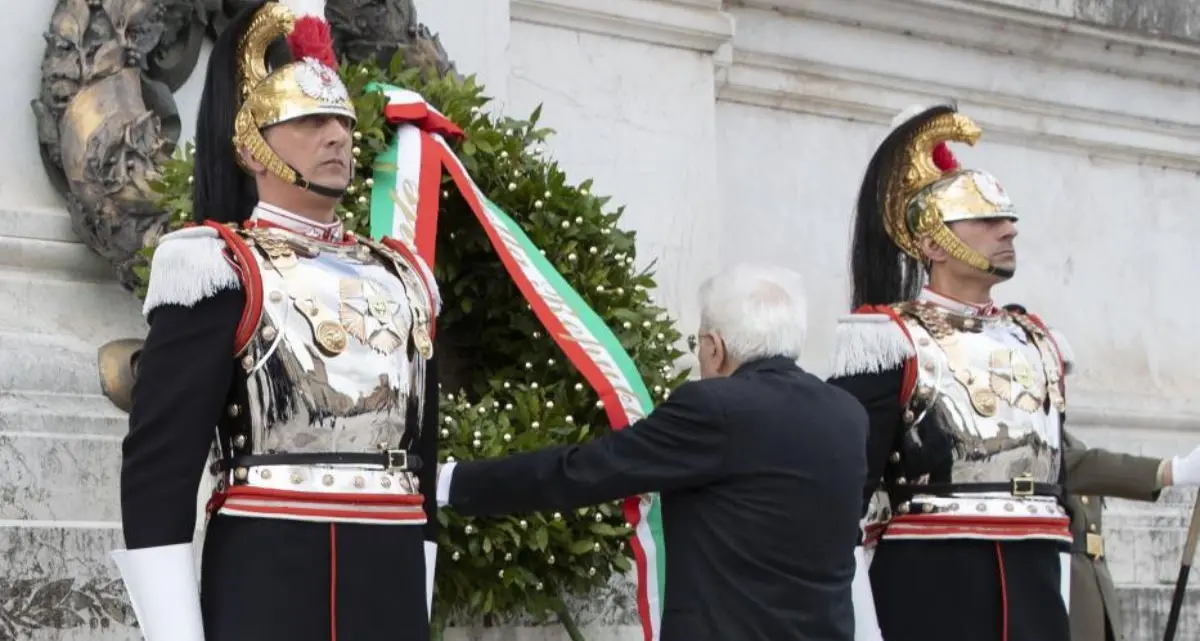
left=3, top=0, right=1200, bottom=638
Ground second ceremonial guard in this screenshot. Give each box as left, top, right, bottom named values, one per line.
left=110, top=2, right=442, bottom=640
left=828, top=103, right=1074, bottom=641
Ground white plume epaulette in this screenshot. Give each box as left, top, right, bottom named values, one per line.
left=1047, top=327, right=1075, bottom=375
left=142, top=226, right=241, bottom=317
left=830, top=313, right=915, bottom=378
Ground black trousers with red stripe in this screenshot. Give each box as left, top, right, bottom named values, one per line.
left=870, top=538, right=1069, bottom=641
left=200, top=514, right=429, bottom=641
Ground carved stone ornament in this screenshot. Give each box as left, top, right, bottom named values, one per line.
left=34, top=0, right=455, bottom=291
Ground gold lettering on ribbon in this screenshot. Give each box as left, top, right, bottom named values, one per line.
left=389, top=125, right=424, bottom=245
left=472, top=185, right=645, bottom=422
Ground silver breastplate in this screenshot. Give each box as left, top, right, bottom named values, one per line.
left=902, top=304, right=1065, bottom=486
left=238, top=228, right=434, bottom=455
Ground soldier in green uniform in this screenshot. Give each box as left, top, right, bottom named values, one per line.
left=1063, top=430, right=1200, bottom=641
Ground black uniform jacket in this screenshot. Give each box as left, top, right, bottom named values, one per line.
left=449, top=356, right=869, bottom=641
left=121, top=288, right=439, bottom=550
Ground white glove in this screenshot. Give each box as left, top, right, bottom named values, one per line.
left=111, top=543, right=205, bottom=641
left=852, top=546, right=884, bottom=641
left=1172, top=445, right=1200, bottom=486
left=425, top=541, right=437, bottom=620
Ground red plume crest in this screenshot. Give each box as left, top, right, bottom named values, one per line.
left=932, top=142, right=959, bottom=172
left=287, top=16, right=337, bottom=70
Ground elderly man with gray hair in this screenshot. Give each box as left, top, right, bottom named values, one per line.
left=437, top=264, right=869, bottom=641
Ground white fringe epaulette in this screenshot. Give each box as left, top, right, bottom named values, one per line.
left=142, top=226, right=241, bottom=317
left=1047, top=328, right=1075, bottom=375
left=830, top=313, right=916, bottom=378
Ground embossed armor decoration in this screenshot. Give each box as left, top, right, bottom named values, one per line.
left=110, top=4, right=441, bottom=641
left=827, top=104, right=1076, bottom=641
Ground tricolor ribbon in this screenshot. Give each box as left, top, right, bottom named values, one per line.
left=365, top=83, right=666, bottom=641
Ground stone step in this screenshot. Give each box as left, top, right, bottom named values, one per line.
left=0, top=233, right=115, bottom=283
left=0, top=269, right=145, bottom=345
left=0, top=391, right=128, bottom=438
left=0, top=429, right=122, bottom=523
left=0, top=330, right=115, bottom=397
left=1117, top=584, right=1200, bottom=640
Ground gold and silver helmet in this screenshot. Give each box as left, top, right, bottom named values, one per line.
left=232, top=2, right=356, bottom=195
left=849, top=103, right=1018, bottom=308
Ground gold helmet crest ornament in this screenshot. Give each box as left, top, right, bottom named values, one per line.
left=233, top=2, right=356, bottom=198
left=880, top=104, right=1019, bottom=278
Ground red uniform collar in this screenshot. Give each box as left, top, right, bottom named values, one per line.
left=918, top=287, right=1000, bottom=317
left=249, top=202, right=347, bottom=243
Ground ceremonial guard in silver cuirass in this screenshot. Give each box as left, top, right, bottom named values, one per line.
left=110, top=3, right=441, bottom=640
left=828, top=104, right=1074, bottom=641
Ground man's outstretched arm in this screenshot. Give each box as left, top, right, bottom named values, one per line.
left=438, top=381, right=727, bottom=517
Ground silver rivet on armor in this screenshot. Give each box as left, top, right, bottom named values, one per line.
left=948, top=502, right=960, bottom=512
left=889, top=452, right=900, bottom=463
left=975, top=503, right=987, bottom=512
left=269, top=290, right=284, bottom=303
left=233, top=434, right=247, bottom=449
left=235, top=467, right=248, bottom=481
left=322, top=474, right=335, bottom=486
left=903, top=410, right=915, bottom=423
left=896, top=477, right=907, bottom=485
left=898, top=502, right=910, bottom=514
left=353, top=476, right=365, bottom=489
left=963, top=318, right=976, bottom=329
left=291, top=473, right=303, bottom=484
left=261, top=326, right=277, bottom=341
left=1027, top=505, right=1039, bottom=514
left=241, top=355, right=254, bottom=370
left=1081, top=497, right=1089, bottom=505
left=381, top=477, right=392, bottom=489
left=260, top=469, right=272, bottom=480
left=921, top=504, right=933, bottom=513
left=1003, top=503, right=1014, bottom=512
left=228, top=404, right=241, bottom=417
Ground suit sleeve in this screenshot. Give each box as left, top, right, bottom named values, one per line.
left=449, top=380, right=727, bottom=517
left=120, top=289, right=243, bottom=549
left=1063, top=438, right=1162, bottom=502
left=827, top=368, right=905, bottom=515
left=419, top=354, right=439, bottom=542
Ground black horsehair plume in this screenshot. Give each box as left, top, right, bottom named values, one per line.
left=848, top=103, right=958, bottom=310
left=192, top=0, right=292, bottom=225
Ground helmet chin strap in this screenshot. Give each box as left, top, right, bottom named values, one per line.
left=282, top=157, right=354, bottom=200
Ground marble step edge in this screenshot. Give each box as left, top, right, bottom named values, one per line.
left=0, top=232, right=116, bottom=282
left=0, top=207, right=77, bottom=244
left=0, top=268, right=146, bottom=345
left=0, top=390, right=127, bottom=438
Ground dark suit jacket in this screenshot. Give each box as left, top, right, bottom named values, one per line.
left=1062, top=431, right=1162, bottom=641
left=448, top=356, right=869, bottom=641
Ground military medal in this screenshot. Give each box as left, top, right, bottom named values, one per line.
left=315, top=320, right=348, bottom=356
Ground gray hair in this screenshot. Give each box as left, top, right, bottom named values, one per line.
left=698, top=264, right=808, bottom=364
